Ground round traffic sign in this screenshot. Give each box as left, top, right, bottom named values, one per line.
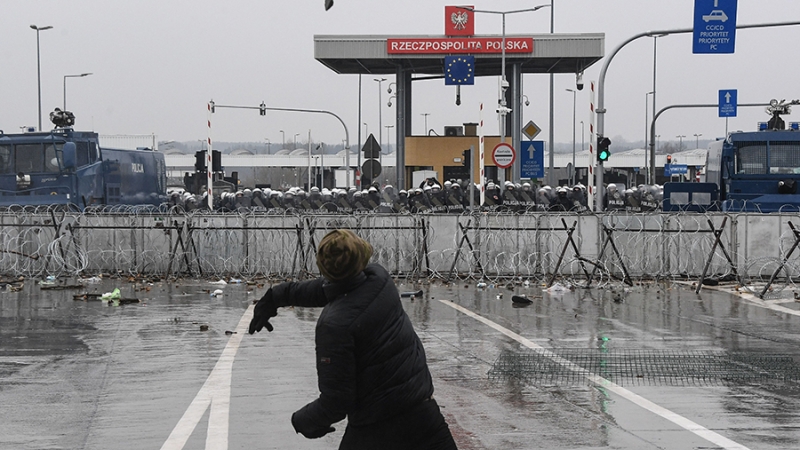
left=492, top=143, right=516, bottom=169
left=361, top=159, right=382, bottom=178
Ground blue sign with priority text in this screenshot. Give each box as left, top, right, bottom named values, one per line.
left=520, top=141, right=544, bottom=179
left=665, top=164, right=689, bottom=176
left=693, top=0, right=737, bottom=54
left=719, top=89, right=737, bottom=117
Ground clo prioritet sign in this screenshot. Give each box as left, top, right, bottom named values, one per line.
left=387, top=37, right=533, bottom=54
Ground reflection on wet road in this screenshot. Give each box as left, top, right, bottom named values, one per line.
left=1, top=278, right=799, bottom=449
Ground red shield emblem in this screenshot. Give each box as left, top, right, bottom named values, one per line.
left=445, top=6, right=474, bottom=37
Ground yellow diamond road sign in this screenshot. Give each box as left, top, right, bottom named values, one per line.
left=522, top=120, right=541, bottom=140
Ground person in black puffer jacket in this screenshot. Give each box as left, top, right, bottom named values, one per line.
left=249, top=229, right=458, bottom=450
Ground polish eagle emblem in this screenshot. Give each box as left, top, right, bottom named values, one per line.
left=451, top=11, right=469, bottom=30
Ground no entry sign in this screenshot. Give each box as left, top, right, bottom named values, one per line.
left=492, top=143, right=516, bottom=169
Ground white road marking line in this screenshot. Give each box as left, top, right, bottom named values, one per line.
left=681, top=282, right=800, bottom=317
left=439, top=300, right=751, bottom=450
left=160, top=305, right=254, bottom=450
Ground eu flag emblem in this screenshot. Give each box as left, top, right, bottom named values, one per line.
left=444, top=56, right=475, bottom=86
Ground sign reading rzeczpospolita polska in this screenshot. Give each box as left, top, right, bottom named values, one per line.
left=387, top=38, right=533, bottom=54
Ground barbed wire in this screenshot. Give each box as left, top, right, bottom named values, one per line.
left=0, top=208, right=798, bottom=297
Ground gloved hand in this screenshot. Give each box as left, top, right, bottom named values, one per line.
left=248, top=288, right=278, bottom=334
left=291, top=412, right=335, bottom=439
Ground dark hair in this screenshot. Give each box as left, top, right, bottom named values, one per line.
left=316, top=229, right=373, bottom=281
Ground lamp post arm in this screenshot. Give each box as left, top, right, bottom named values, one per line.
left=212, top=103, right=351, bottom=187
left=648, top=102, right=770, bottom=177
left=599, top=21, right=800, bottom=137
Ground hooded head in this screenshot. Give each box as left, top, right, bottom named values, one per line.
left=316, top=229, right=373, bottom=282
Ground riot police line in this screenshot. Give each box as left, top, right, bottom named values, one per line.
left=167, top=179, right=665, bottom=214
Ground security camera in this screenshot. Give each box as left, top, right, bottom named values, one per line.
left=387, top=100, right=392, bottom=107
left=576, top=72, right=584, bottom=91
left=324, top=0, right=334, bottom=11
left=496, top=106, right=512, bottom=115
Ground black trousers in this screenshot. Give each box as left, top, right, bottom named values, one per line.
left=339, top=399, right=458, bottom=450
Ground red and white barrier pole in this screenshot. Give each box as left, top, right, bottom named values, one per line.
left=588, top=81, right=596, bottom=211
left=479, top=103, right=485, bottom=206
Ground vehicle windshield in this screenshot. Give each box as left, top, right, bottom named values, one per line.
left=1, top=142, right=64, bottom=174
left=0, top=145, right=11, bottom=174
left=735, top=141, right=800, bottom=175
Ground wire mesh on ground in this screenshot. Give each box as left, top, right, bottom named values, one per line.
left=488, top=349, right=800, bottom=387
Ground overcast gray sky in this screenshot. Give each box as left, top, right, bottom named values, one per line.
left=3, top=0, right=799, bottom=151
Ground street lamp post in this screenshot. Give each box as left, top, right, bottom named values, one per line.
left=31, top=24, right=53, bottom=131
left=693, top=133, right=702, bottom=149
left=374, top=78, right=387, bottom=153
left=385, top=125, right=394, bottom=154
left=580, top=120, right=585, bottom=178
left=264, top=138, right=271, bottom=154
left=280, top=130, right=285, bottom=149
left=566, top=88, right=576, bottom=185
left=63, top=73, right=92, bottom=110
left=459, top=5, right=550, bottom=146
left=645, top=91, right=654, bottom=184
left=649, top=35, right=665, bottom=184
left=420, top=113, right=430, bottom=136
left=294, top=133, right=300, bottom=149
left=676, top=135, right=686, bottom=151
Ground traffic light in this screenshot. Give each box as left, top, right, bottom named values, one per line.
left=597, top=136, right=611, bottom=162
left=462, top=149, right=471, bottom=167
left=259, top=102, right=267, bottom=116
left=212, top=150, right=222, bottom=172
left=194, top=150, right=206, bottom=172
left=666, top=154, right=672, bottom=165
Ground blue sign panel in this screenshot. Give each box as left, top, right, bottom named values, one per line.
left=520, top=141, right=544, bottom=179
left=665, top=164, right=689, bottom=176
left=719, top=89, right=737, bottom=117
left=693, top=0, right=737, bottom=54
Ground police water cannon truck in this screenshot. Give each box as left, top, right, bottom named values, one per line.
left=0, top=109, right=167, bottom=209
left=664, top=99, right=800, bottom=213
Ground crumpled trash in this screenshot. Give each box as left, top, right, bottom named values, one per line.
left=209, top=280, right=227, bottom=285
left=211, top=289, right=224, bottom=297
left=100, top=288, right=121, bottom=306
left=81, top=276, right=102, bottom=284
left=101, top=288, right=121, bottom=300
left=228, top=278, right=243, bottom=284
left=39, top=275, right=56, bottom=286
left=546, top=283, right=569, bottom=293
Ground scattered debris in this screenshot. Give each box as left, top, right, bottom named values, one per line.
left=200, top=325, right=209, bottom=331
left=225, top=330, right=237, bottom=335
left=209, top=280, right=227, bottom=285
left=73, top=290, right=140, bottom=305
left=476, top=282, right=487, bottom=288
left=511, top=295, right=533, bottom=305
left=546, top=283, right=569, bottom=293
left=400, top=289, right=423, bottom=298
left=211, top=289, right=224, bottom=297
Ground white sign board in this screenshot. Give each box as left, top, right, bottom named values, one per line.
left=492, top=143, right=516, bottom=169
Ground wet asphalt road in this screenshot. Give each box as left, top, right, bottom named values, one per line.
left=1, top=276, right=800, bottom=450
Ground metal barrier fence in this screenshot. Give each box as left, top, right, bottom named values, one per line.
left=1, top=206, right=799, bottom=296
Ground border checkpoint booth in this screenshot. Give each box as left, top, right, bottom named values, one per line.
left=313, top=7, right=604, bottom=191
